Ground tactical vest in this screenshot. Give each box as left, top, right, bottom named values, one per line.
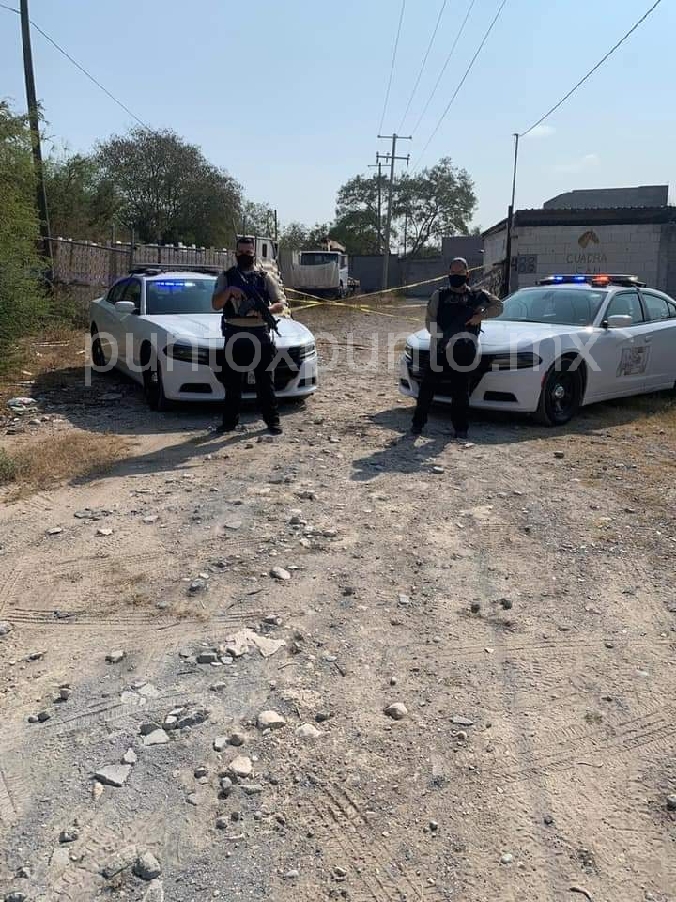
left=221, top=267, right=271, bottom=330
left=437, top=287, right=484, bottom=340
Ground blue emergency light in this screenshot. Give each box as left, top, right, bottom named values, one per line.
left=537, top=274, right=645, bottom=287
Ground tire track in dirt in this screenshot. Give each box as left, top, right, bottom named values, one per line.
left=490, top=706, right=676, bottom=785
left=297, top=781, right=445, bottom=902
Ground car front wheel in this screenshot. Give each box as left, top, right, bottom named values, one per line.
left=143, top=351, right=170, bottom=411
left=91, top=327, right=107, bottom=368
left=535, top=358, right=583, bottom=426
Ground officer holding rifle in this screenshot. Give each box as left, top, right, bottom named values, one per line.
left=211, top=236, right=287, bottom=434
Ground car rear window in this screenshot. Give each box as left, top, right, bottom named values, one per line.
left=145, top=279, right=217, bottom=315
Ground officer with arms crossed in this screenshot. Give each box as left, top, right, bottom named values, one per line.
left=212, top=237, right=287, bottom=434
left=411, top=257, right=503, bottom=439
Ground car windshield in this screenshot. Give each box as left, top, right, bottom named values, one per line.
left=498, top=287, right=609, bottom=326
left=145, top=278, right=217, bottom=315
left=300, top=253, right=339, bottom=266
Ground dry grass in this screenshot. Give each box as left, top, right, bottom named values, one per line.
left=0, top=328, right=86, bottom=405
left=0, top=431, right=130, bottom=496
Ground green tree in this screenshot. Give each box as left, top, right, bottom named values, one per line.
left=333, top=158, right=476, bottom=256
left=394, top=158, right=476, bottom=257
left=44, top=151, right=117, bottom=241
left=0, top=101, right=47, bottom=367
left=241, top=200, right=276, bottom=237
left=335, top=173, right=386, bottom=254
left=96, top=127, right=242, bottom=247
left=279, top=221, right=309, bottom=250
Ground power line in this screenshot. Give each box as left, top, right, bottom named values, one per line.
left=0, top=2, right=149, bottom=128
left=398, top=0, right=448, bottom=133
left=414, top=0, right=509, bottom=170
left=378, top=0, right=407, bottom=134
left=410, top=0, right=478, bottom=137
left=520, top=0, right=663, bottom=137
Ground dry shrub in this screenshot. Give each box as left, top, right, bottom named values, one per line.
left=0, top=431, right=129, bottom=492
left=0, top=328, right=86, bottom=404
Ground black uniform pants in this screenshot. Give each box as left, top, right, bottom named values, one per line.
left=412, top=338, right=478, bottom=433
left=218, top=327, right=280, bottom=429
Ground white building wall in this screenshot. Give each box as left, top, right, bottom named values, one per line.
left=513, top=223, right=662, bottom=288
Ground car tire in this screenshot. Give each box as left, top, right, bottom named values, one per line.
left=91, top=327, right=107, bottom=368
left=535, top=358, right=583, bottom=426
left=142, top=347, right=171, bottom=412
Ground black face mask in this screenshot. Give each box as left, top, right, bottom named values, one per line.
left=237, top=255, right=255, bottom=270
left=449, top=273, right=468, bottom=289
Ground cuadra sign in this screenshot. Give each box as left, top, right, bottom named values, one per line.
left=568, top=230, right=607, bottom=272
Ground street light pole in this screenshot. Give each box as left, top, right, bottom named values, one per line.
left=504, top=132, right=519, bottom=295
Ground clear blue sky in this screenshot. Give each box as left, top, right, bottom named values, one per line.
left=1, top=0, right=674, bottom=234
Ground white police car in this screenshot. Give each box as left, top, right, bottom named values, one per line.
left=400, top=274, right=676, bottom=425
left=89, top=268, right=318, bottom=410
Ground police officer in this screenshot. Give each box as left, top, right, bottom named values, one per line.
left=411, top=257, right=503, bottom=439
left=211, top=237, right=288, bottom=434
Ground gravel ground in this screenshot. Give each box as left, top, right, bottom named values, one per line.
left=0, top=300, right=675, bottom=902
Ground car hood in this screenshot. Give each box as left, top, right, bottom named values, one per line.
left=407, top=319, right=589, bottom=352
left=142, top=314, right=314, bottom=347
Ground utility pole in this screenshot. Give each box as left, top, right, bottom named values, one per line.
left=368, top=159, right=384, bottom=253
left=273, top=209, right=278, bottom=242
left=504, top=132, right=519, bottom=295
left=377, top=134, right=411, bottom=290
left=20, top=0, right=51, bottom=262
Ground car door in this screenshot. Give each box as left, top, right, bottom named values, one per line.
left=587, top=289, right=652, bottom=400
left=97, top=279, right=129, bottom=362
left=639, top=289, right=676, bottom=390
left=117, top=278, right=142, bottom=373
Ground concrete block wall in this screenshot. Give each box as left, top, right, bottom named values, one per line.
left=513, top=224, right=662, bottom=288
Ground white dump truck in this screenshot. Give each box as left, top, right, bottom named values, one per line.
left=281, top=243, right=353, bottom=299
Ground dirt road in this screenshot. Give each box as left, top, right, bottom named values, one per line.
left=1, top=302, right=675, bottom=902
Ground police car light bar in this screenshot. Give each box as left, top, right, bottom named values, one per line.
left=537, top=274, right=646, bottom=287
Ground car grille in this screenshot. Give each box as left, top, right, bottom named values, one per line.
left=407, top=348, right=490, bottom=397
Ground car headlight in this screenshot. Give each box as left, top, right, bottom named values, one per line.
left=298, top=342, right=316, bottom=360
left=488, top=352, right=542, bottom=370
left=165, top=343, right=212, bottom=365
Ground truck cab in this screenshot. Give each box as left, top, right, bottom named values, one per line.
left=297, top=250, right=349, bottom=299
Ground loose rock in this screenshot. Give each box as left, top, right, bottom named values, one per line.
left=133, top=852, right=162, bottom=881
left=229, top=732, right=246, bottom=747
left=270, top=567, right=292, bottom=581
left=213, top=736, right=227, bottom=752
left=500, top=853, right=514, bottom=865
left=667, top=794, right=676, bottom=811
left=194, top=765, right=208, bottom=779
left=0, top=622, right=12, bottom=637
left=122, top=749, right=138, bottom=766
left=296, top=723, right=323, bottom=740
left=197, top=652, right=219, bottom=664
left=59, top=829, right=79, bottom=844
left=227, top=756, right=253, bottom=778
left=143, top=730, right=170, bottom=747
left=384, top=703, right=408, bottom=721
left=257, top=710, right=287, bottom=731
left=105, top=650, right=126, bottom=664
left=95, top=765, right=132, bottom=787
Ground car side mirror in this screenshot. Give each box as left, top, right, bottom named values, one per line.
left=606, top=314, right=633, bottom=329
left=115, top=300, right=137, bottom=315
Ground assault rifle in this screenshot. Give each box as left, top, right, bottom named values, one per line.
left=227, top=266, right=280, bottom=336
